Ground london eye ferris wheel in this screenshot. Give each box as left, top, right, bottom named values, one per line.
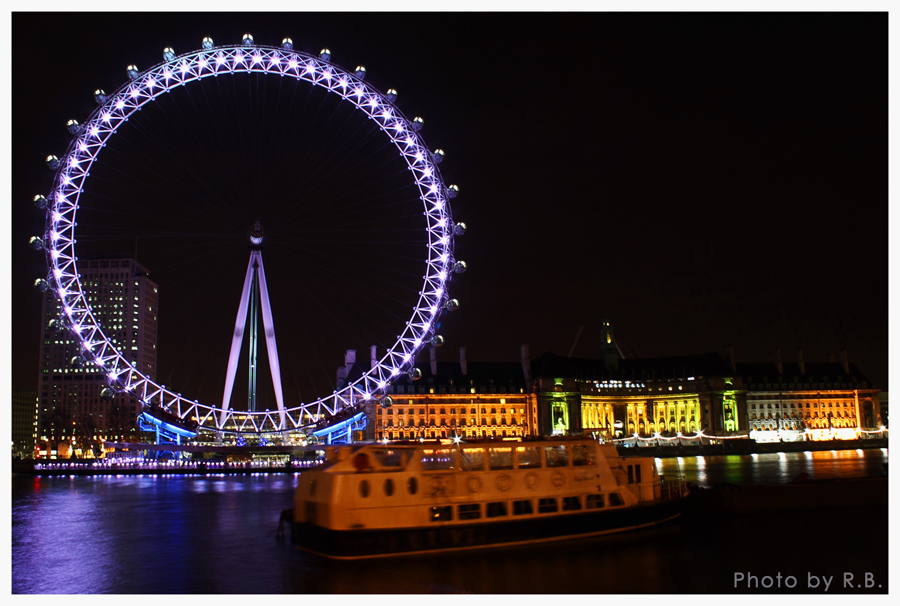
left=33, top=34, right=467, bottom=440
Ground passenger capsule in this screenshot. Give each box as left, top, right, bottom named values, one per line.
left=444, top=298, right=460, bottom=312
left=430, top=335, right=444, bottom=347
left=412, top=116, right=424, bottom=132
left=380, top=396, right=393, bottom=408
left=66, top=119, right=81, bottom=135
left=34, top=278, right=49, bottom=292
left=202, top=36, right=215, bottom=50
left=319, top=48, right=331, bottom=61
left=33, top=194, right=48, bottom=210
left=408, top=367, right=422, bottom=381
left=94, top=89, right=108, bottom=104
left=126, top=64, right=140, bottom=80
left=432, top=149, right=445, bottom=164
left=447, top=184, right=459, bottom=199
left=70, top=355, right=85, bottom=368
left=163, top=47, right=176, bottom=62
left=386, top=88, right=398, bottom=103
left=282, top=38, right=294, bottom=50
left=454, top=222, right=467, bottom=236
left=454, top=260, right=467, bottom=274
left=29, top=236, right=44, bottom=250
left=242, top=33, right=254, bottom=47
left=45, top=155, right=60, bottom=170
left=100, top=387, right=116, bottom=400
left=355, top=65, right=367, bottom=79
left=47, top=319, right=60, bottom=332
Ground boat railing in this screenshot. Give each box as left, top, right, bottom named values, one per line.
left=659, top=475, right=688, bottom=501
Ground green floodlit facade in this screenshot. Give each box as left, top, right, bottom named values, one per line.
left=530, top=349, right=751, bottom=440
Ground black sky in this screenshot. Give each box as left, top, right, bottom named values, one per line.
left=10, top=12, right=888, bottom=401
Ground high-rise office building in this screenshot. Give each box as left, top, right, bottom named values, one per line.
left=11, top=388, right=38, bottom=457
left=36, top=258, right=158, bottom=458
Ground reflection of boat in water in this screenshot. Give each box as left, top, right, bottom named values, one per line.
left=287, top=437, right=688, bottom=559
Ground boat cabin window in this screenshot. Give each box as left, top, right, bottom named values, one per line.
left=562, top=496, right=582, bottom=511
left=421, top=448, right=456, bottom=471
left=544, top=445, right=569, bottom=468
left=488, top=447, right=514, bottom=470
left=515, top=446, right=541, bottom=469
left=460, top=447, right=485, bottom=471
left=586, top=494, right=604, bottom=509
left=430, top=506, right=453, bottom=522
left=458, top=504, right=481, bottom=520
left=537, top=497, right=559, bottom=513
left=512, top=499, right=533, bottom=515
left=486, top=502, right=508, bottom=518
left=572, top=443, right=596, bottom=466
left=627, top=464, right=642, bottom=484
left=371, top=448, right=407, bottom=468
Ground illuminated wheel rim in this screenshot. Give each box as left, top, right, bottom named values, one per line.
left=42, top=38, right=460, bottom=435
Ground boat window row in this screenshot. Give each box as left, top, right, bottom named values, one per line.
left=428, top=492, right=625, bottom=522
left=420, top=443, right=596, bottom=472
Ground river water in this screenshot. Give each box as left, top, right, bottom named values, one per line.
left=11, top=449, right=889, bottom=594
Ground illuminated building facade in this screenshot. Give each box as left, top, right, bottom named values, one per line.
left=530, top=351, right=746, bottom=440
left=360, top=347, right=538, bottom=441
left=739, top=351, right=883, bottom=442
left=36, top=258, right=158, bottom=457
left=365, top=331, right=883, bottom=444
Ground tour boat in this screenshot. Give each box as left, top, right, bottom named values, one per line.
left=287, top=437, right=687, bottom=559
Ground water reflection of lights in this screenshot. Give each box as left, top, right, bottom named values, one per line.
left=652, top=449, right=885, bottom=486
left=777, top=451, right=788, bottom=477
left=694, top=455, right=708, bottom=484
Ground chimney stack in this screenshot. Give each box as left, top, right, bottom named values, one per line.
left=839, top=349, right=850, bottom=374
left=430, top=346, right=438, bottom=376
left=370, top=345, right=378, bottom=370
left=772, top=349, right=783, bottom=375
left=337, top=349, right=356, bottom=384
left=796, top=349, right=806, bottom=375
left=723, top=345, right=736, bottom=373
left=521, top=344, right=531, bottom=382
left=459, top=346, right=468, bottom=376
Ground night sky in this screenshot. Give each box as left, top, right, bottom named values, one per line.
left=8, top=12, right=888, bottom=408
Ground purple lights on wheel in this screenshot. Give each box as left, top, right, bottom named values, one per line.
left=39, top=35, right=465, bottom=435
